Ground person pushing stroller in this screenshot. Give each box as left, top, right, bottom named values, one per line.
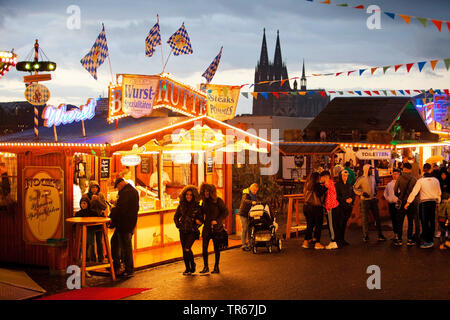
left=238, top=183, right=259, bottom=251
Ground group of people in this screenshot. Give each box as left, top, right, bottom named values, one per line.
left=302, top=158, right=450, bottom=250
left=174, top=183, right=228, bottom=275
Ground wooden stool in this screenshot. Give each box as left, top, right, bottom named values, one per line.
left=66, top=217, right=116, bottom=287
left=284, top=194, right=305, bottom=240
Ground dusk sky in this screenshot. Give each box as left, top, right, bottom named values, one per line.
left=1, top=0, right=449, bottom=115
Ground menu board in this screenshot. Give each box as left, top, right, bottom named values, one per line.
left=141, top=157, right=151, bottom=174
left=100, top=158, right=111, bottom=180
left=206, top=156, right=214, bottom=173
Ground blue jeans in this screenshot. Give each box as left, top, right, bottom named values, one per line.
left=419, top=201, right=436, bottom=244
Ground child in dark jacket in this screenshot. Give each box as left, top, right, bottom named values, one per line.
left=75, top=196, right=101, bottom=263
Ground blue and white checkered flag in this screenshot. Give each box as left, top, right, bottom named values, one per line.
left=80, top=24, right=109, bottom=80
left=145, top=18, right=161, bottom=58
left=167, top=23, right=193, bottom=56
left=202, top=47, right=223, bottom=83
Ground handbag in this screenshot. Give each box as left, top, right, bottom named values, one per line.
left=212, top=225, right=228, bottom=250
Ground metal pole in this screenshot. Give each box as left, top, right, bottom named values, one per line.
left=158, top=14, right=165, bottom=74
left=33, top=39, right=39, bottom=139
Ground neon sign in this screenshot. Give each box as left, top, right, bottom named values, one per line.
left=42, top=98, right=96, bottom=127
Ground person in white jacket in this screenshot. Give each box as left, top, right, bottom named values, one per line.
left=405, top=163, right=441, bottom=249
left=383, top=169, right=400, bottom=240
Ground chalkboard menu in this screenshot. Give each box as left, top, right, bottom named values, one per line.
left=141, top=157, right=151, bottom=174
left=206, top=156, right=213, bottom=173
left=100, top=158, right=111, bottom=180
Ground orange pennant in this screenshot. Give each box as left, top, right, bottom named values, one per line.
left=348, top=91, right=355, bottom=94
left=298, top=91, right=307, bottom=96
left=280, top=92, right=290, bottom=96
left=320, top=0, right=331, bottom=3
left=399, top=14, right=411, bottom=24
left=251, top=92, right=258, bottom=99
left=430, top=60, right=439, bottom=70
left=390, top=90, right=397, bottom=96
left=431, top=20, right=443, bottom=32
left=371, top=67, right=378, bottom=75
left=394, top=64, right=403, bottom=72
left=280, top=79, right=288, bottom=87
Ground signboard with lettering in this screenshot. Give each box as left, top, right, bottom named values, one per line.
left=355, top=149, right=391, bottom=160
left=108, top=74, right=207, bottom=122
left=22, top=166, right=64, bottom=245
left=140, top=157, right=151, bottom=174
left=100, top=158, right=111, bottom=180
left=206, top=156, right=214, bottom=173
left=42, top=99, right=96, bottom=127
left=203, top=84, right=240, bottom=121
left=24, top=83, right=50, bottom=106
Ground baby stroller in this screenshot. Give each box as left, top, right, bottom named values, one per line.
left=248, top=202, right=282, bottom=254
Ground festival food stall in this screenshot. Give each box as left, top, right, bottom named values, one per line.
left=0, top=73, right=271, bottom=270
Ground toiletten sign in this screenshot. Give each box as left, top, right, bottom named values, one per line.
left=23, top=166, right=64, bottom=245
left=355, top=149, right=391, bottom=160
left=203, top=84, right=240, bottom=121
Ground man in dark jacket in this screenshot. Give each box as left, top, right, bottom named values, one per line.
left=394, top=163, right=419, bottom=246
left=238, top=183, right=259, bottom=251
left=335, top=170, right=355, bottom=247
left=109, top=178, right=139, bottom=277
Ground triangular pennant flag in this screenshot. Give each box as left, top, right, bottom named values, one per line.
left=260, top=81, right=269, bottom=84
left=241, top=92, right=249, bottom=99
left=272, top=92, right=279, bottom=99
left=429, top=89, right=435, bottom=94
left=444, top=58, right=450, bottom=70
left=354, top=5, right=364, bottom=9
left=398, top=90, right=405, bottom=95
left=240, top=84, right=248, bottom=89
left=319, top=91, right=327, bottom=97
left=395, top=64, right=403, bottom=72
left=290, top=91, right=298, bottom=95
left=355, top=91, right=362, bottom=96
left=364, top=91, right=372, bottom=96
left=320, top=0, right=331, bottom=4
left=260, top=92, right=269, bottom=99
left=416, top=17, right=428, bottom=27
left=399, top=14, right=411, bottom=24
left=312, top=74, right=322, bottom=76
left=406, top=63, right=414, bottom=72
left=431, top=20, right=443, bottom=32
left=347, top=70, right=356, bottom=76
left=328, top=91, right=336, bottom=94
left=269, top=81, right=277, bottom=86
left=280, top=79, right=288, bottom=87
left=384, top=12, right=396, bottom=20
left=373, top=90, right=380, bottom=95
left=336, top=72, right=343, bottom=76
left=371, top=67, right=378, bottom=75
left=444, top=89, right=449, bottom=96
left=280, top=92, right=290, bottom=96
left=250, top=92, right=258, bottom=99
left=435, top=89, right=442, bottom=95
left=383, top=66, right=391, bottom=74
left=382, top=90, right=387, bottom=96
left=307, top=91, right=316, bottom=95
left=430, top=60, right=439, bottom=70
left=421, top=90, right=426, bottom=95
left=422, top=98, right=427, bottom=104
left=299, top=91, right=307, bottom=96
left=447, top=22, right=450, bottom=34
left=405, top=90, right=411, bottom=95
left=391, top=90, right=397, bottom=96
left=417, top=61, right=426, bottom=72
left=338, top=91, right=344, bottom=95
left=336, top=4, right=348, bottom=7
left=348, top=91, right=355, bottom=94
left=359, top=69, right=367, bottom=76
left=414, top=90, right=422, bottom=93
left=249, top=84, right=254, bottom=89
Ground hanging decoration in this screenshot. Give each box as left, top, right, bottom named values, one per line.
left=0, top=50, right=18, bottom=80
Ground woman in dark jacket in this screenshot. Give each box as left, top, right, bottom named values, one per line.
left=302, top=172, right=327, bottom=250
left=438, top=169, right=450, bottom=194
left=87, top=181, right=108, bottom=263
left=174, top=185, right=203, bottom=275
left=199, top=183, right=228, bottom=274
left=334, top=169, right=355, bottom=247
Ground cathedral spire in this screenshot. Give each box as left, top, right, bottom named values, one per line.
left=301, top=59, right=307, bottom=91
left=273, top=30, right=282, bottom=67
left=259, top=28, right=269, bottom=67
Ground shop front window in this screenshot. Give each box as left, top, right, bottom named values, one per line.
left=0, top=154, right=17, bottom=204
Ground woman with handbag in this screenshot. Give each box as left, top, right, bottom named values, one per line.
left=302, top=172, right=327, bottom=250
left=199, top=183, right=228, bottom=274
left=174, top=185, right=203, bottom=275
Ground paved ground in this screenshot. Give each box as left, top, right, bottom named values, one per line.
left=4, top=225, right=449, bottom=300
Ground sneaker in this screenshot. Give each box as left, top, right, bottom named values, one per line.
left=439, top=244, right=447, bottom=250
left=182, top=270, right=192, bottom=276
left=363, top=236, right=369, bottom=243
left=301, top=240, right=310, bottom=249
left=406, top=239, right=416, bottom=246
left=199, top=266, right=209, bottom=274
left=325, top=242, right=338, bottom=250
left=314, top=242, right=325, bottom=250
left=420, top=242, right=434, bottom=249
left=378, top=234, right=386, bottom=242
left=394, top=239, right=403, bottom=246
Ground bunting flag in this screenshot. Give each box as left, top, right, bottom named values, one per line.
left=145, top=16, right=162, bottom=58
left=202, top=46, right=223, bottom=83
left=167, top=23, right=193, bottom=56
left=80, top=24, right=109, bottom=80
left=239, top=88, right=449, bottom=99
left=304, top=1, right=450, bottom=36
left=238, top=57, right=450, bottom=89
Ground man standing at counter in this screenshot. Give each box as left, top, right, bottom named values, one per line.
left=109, top=178, right=139, bottom=278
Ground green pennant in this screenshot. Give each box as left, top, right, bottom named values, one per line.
left=444, top=58, right=450, bottom=71
left=416, top=17, right=428, bottom=27
left=383, top=66, right=391, bottom=74
left=336, top=3, right=348, bottom=6
left=382, top=90, right=388, bottom=96
left=241, top=92, right=249, bottom=99
left=338, top=91, right=344, bottom=95
left=290, top=92, right=297, bottom=95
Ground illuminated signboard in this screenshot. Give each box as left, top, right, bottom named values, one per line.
left=42, top=98, right=96, bottom=127
left=108, top=74, right=207, bottom=122
left=415, top=94, right=449, bottom=131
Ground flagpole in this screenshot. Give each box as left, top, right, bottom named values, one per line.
left=103, top=23, right=115, bottom=84
left=158, top=14, right=165, bottom=74
left=162, top=51, right=172, bottom=73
